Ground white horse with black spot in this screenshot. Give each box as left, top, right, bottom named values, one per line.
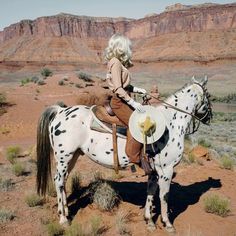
left=36, top=76, right=212, bottom=232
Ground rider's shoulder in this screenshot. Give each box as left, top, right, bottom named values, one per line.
left=108, top=57, right=122, bottom=68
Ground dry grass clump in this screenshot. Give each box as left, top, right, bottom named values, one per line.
left=197, top=138, right=211, bottom=148
left=91, top=181, right=120, bottom=211
left=0, top=208, right=15, bottom=223
left=25, top=193, right=44, bottom=207
left=220, top=155, right=235, bottom=170
left=46, top=221, right=64, bottom=236
left=0, top=178, right=14, bottom=192
left=203, top=194, right=231, bottom=217
left=65, top=216, right=107, bottom=236
left=77, top=72, right=93, bottom=82
left=116, top=211, right=133, bottom=235
left=12, top=163, right=26, bottom=176
left=6, top=146, right=21, bottom=164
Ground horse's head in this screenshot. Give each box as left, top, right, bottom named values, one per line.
left=191, top=76, right=213, bottom=125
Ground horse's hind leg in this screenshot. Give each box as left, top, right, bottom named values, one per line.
left=54, top=153, right=74, bottom=225
left=144, top=172, right=158, bottom=231
left=158, top=167, right=175, bottom=233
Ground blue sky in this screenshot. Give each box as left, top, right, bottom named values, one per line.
left=0, top=0, right=235, bottom=30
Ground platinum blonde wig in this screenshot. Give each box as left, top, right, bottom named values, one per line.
left=104, top=33, right=132, bottom=67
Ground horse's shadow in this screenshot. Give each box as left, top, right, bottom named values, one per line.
left=68, top=177, right=221, bottom=223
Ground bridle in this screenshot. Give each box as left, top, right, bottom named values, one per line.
left=143, top=82, right=213, bottom=134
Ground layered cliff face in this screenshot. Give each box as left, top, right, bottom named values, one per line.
left=0, top=3, right=235, bottom=64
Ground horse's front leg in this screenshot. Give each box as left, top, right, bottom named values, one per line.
left=144, top=171, right=158, bottom=231
left=158, top=166, right=175, bottom=233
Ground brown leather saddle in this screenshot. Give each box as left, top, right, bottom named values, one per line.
left=90, top=102, right=127, bottom=137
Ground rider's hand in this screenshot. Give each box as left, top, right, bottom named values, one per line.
left=133, top=87, right=147, bottom=95
left=127, top=98, right=146, bottom=113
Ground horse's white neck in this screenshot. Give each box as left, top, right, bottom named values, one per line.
left=164, top=84, right=202, bottom=131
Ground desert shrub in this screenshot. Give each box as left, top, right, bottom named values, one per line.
left=211, top=93, right=236, bottom=104
left=70, top=172, right=81, bottom=194
left=204, top=194, right=231, bottom=217
left=198, top=138, right=211, bottom=148
left=90, top=216, right=106, bottom=236
left=0, top=208, right=15, bottom=223
left=91, top=181, right=120, bottom=211
left=41, top=68, right=53, bottom=77
left=64, top=221, right=84, bottom=236
left=37, top=79, right=46, bottom=85
left=20, top=78, right=31, bottom=86
left=12, top=163, right=25, bottom=176
left=75, top=83, right=83, bottom=88
left=220, top=155, right=235, bottom=170
left=116, top=211, right=132, bottom=235
left=77, top=72, right=93, bottom=82
left=25, top=193, right=44, bottom=207
left=58, top=80, right=65, bottom=86
left=0, top=93, right=7, bottom=104
left=63, top=76, right=69, bottom=81
left=46, top=221, right=64, bottom=236
left=6, top=146, right=21, bottom=164
left=0, top=178, right=14, bottom=192
left=31, top=76, right=40, bottom=83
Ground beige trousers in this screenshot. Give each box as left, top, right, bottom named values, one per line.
left=110, top=96, right=143, bottom=163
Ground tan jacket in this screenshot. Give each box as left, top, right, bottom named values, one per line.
left=107, top=57, right=131, bottom=102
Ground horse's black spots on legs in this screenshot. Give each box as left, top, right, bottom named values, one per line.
left=165, top=152, right=168, bottom=157
left=91, top=138, right=93, bottom=143
left=172, top=138, right=175, bottom=142
left=60, top=150, right=64, bottom=154
left=164, top=192, right=169, bottom=203
left=59, top=144, right=62, bottom=147
left=71, top=114, right=77, bottom=118
left=92, top=154, right=96, bottom=156
left=58, top=210, right=62, bottom=215
left=106, top=151, right=110, bottom=154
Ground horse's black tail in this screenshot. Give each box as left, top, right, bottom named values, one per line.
left=36, top=106, right=58, bottom=196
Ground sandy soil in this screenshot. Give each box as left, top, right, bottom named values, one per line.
left=0, top=73, right=236, bottom=236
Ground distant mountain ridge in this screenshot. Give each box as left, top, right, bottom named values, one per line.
left=0, top=3, right=235, bottom=66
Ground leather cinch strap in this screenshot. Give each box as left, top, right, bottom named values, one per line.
left=112, top=123, right=119, bottom=174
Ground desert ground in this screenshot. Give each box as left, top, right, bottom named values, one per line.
left=0, top=68, right=236, bottom=236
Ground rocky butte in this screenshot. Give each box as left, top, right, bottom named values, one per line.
left=0, top=3, right=235, bottom=69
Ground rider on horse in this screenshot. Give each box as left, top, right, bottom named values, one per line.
left=104, top=33, right=147, bottom=165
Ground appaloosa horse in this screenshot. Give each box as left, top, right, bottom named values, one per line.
left=36, top=76, right=212, bottom=232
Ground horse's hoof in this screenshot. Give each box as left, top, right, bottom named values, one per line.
left=165, top=226, right=176, bottom=234
left=147, top=221, right=156, bottom=232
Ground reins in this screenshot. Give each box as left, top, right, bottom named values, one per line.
left=144, top=93, right=206, bottom=124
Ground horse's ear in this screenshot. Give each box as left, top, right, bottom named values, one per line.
left=191, top=76, right=198, bottom=83
left=201, top=75, right=208, bottom=87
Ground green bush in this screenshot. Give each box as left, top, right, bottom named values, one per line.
left=41, top=68, right=53, bottom=77
left=204, top=194, right=231, bottom=217
left=25, top=193, right=44, bottom=207
left=220, top=156, right=235, bottom=170
left=20, top=78, right=31, bottom=86
left=0, top=208, right=14, bottom=223
left=6, top=146, right=21, bottom=164
left=12, top=163, right=25, bottom=176
left=77, top=72, right=93, bottom=82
